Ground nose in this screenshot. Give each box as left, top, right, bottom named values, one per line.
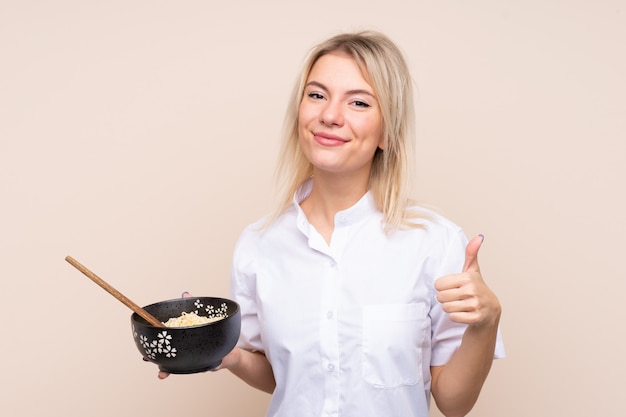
left=320, top=99, right=344, bottom=127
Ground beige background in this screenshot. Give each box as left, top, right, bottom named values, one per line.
left=1, top=1, right=624, bottom=416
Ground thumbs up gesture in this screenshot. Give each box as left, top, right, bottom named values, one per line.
left=434, top=235, right=502, bottom=327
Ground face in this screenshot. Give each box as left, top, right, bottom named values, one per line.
left=298, top=52, right=384, bottom=179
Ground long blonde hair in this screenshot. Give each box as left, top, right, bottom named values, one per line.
left=270, top=31, right=423, bottom=230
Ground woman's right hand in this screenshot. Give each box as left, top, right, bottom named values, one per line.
left=157, top=346, right=240, bottom=379
left=156, top=292, right=274, bottom=393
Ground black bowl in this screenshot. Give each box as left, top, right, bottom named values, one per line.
left=131, top=297, right=241, bottom=374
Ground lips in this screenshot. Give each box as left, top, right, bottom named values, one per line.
left=313, top=132, right=348, bottom=146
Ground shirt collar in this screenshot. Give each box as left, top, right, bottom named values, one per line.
left=293, top=178, right=380, bottom=230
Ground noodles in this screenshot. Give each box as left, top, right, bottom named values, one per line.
left=162, top=311, right=223, bottom=327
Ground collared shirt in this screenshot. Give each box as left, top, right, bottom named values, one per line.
left=230, top=180, right=505, bottom=417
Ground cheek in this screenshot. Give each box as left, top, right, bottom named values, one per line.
left=297, top=104, right=319, bottom=141
left=298, top=102, right=314, bottom=125
left=358, top=119, right=384, bottom=149
left=370, top=118, right=385, bottom=149
left=295, top=104, right=306, bottom=134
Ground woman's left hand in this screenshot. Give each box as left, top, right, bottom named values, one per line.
left=434, top=235, right=501, bottom=327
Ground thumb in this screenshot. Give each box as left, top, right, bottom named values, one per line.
left=463, top=234, right=484, bottom=272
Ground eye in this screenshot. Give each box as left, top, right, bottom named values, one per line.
left=307, top=92, right=325, bottom=100
left=352, top=100, right=371, bottom=108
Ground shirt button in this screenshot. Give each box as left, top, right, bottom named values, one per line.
left=326, top=311, right=334, bottom=319
left=338, top=215, right=347, bottom=224
left=327, top=363, right=335, bottom=371
left=329, top=260, right=336, bottom=268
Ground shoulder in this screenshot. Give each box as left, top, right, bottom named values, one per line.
left=233, top=206, right=298, bottom=256
left=404, top=204, right=463, bottom=234
left=396, top=205, right=467, bottom=257
left=232, top=218, right=265, bottom=260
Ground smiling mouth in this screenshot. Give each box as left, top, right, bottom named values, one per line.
left=313, top=132, right=348, bottom=146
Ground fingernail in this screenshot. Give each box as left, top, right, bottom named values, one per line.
left=181, top=291, right=190, bottom=298
left=479, top=234, right=485, bottom=242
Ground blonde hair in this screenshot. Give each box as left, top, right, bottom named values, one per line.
left=270, top=31, right=423, bottom=230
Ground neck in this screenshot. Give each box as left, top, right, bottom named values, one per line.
left=300, top=170, right=370, bottom=244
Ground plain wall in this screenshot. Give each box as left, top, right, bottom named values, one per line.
left=1, top=1, right=624, bottom=416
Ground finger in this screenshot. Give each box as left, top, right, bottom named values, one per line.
left=158, top=371, right=170, bottom=379
left=209, top=360, right=223, bottom=372
left=439, top=298, right=475, bottom=315
left=463, top=234, right=484, bottom=272
left=446, top=311, right=484, bottom=326
left=181, top=291, right=193, bottom=298
left=436, top=286, right=467, bottom=303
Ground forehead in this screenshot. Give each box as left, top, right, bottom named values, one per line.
left=307, top=52, right=372, bottom=88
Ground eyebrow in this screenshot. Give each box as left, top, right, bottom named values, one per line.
left=305, top=81, right=376, bottom=98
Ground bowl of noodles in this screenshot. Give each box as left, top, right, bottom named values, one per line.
left=131, top=296, right=241, bottom=374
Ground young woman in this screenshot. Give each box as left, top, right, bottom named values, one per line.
left=163, top=31, right=504, bottom=417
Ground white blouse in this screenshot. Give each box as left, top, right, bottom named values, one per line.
left=230, top=180, right=505, bottom=417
